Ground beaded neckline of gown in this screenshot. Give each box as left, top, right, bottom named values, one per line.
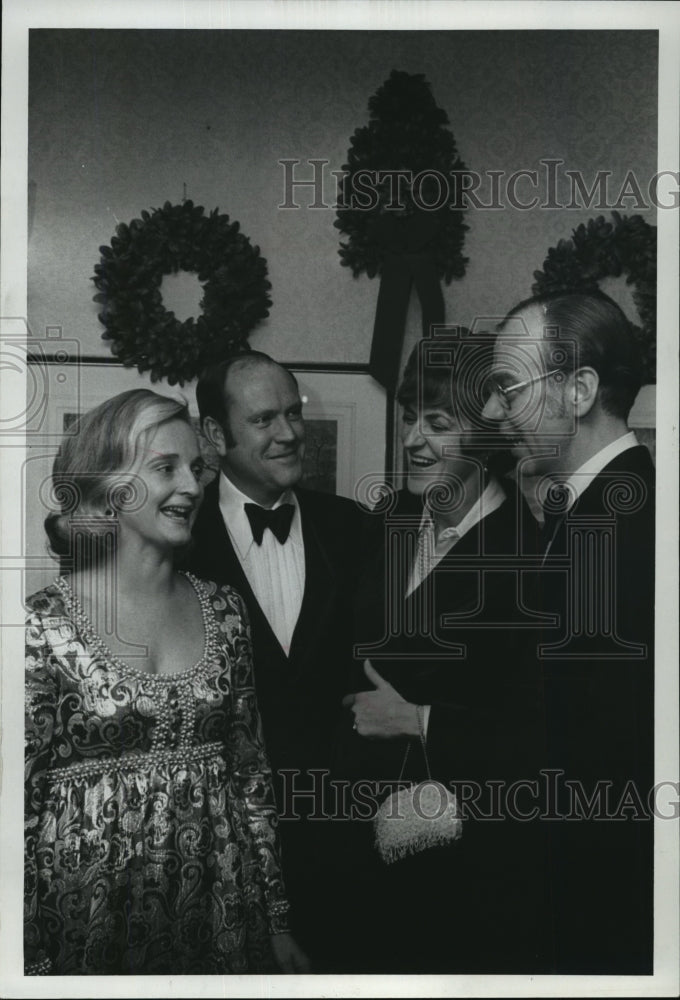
left=53, top=571, right=220, bottom=682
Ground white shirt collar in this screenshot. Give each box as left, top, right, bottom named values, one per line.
left=561, top=431, right=639, bottom=510
left=406, top=477, right=508, bottom=598
left=218, top=471, right=300, bottom=559
left=429, top=476, right=507, bottom=550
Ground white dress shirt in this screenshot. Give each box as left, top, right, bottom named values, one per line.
left=218, top=472, right=305, bottom=656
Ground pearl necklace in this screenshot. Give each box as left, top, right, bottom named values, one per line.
left=54, top=571, right=221, bottom=683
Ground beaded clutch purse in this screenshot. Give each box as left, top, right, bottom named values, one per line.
left=373, top=707, right=462, bottom=864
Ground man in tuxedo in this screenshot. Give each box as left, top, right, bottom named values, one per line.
left=482, top=290, right=655, bottom=973
left=188, top=351, right=365, bottom=969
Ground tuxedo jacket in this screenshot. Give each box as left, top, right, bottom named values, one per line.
left=535, top=444, right=655, bottom=785
left=187, top=480, right=366, bottom=806
left=528, top=445, right=655, bottom=973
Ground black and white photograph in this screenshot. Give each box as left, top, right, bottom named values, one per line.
left=1, top=1, right=678, bottom=996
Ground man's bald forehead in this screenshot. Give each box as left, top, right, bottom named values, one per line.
left=497, top=303, right=547, bottom=341
left=493, top=304, right=553, bottom=374
left=223, top=354, right=297, bottom=397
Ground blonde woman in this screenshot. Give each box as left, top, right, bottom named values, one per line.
left=24, top=389, right=307, bottom=975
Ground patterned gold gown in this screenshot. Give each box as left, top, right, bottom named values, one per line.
left=24, top=574, right=289, bottom=975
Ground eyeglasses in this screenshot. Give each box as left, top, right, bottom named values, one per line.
left=486, top=368, right=562, bottom=410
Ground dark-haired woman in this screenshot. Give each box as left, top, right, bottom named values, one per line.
left=339, top=338, right=546, bottom=974
left=24, top=389, right=308, bottom=975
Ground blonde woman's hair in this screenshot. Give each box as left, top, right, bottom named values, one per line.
left=45, top=389, right=191, bottom=561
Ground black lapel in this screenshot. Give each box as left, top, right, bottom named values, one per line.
left=404, top=487, right=513, bottom=606
left=381, top=489, right=425, bottom=605
left=287, top=490, right=337, bottom=664
left=571, top=445, right=654, bottom=517
left=549, top=445, right=654, bottom=554
left=405, top=517, right=484, bottom=612
left=192, top=480, right=287, bottom=656
left=192, top=480, right=242, bottom=584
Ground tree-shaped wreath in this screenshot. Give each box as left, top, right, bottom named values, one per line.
left=335, top=70, right=468, bottom=390
left=92, top=200, right=272, bottom=385
left=532, top=212, right=656, bottom=384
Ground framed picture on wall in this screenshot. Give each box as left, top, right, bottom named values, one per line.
left=287, top=364, right=390, bottom=500
left=53, top=361, right=391, bottom=500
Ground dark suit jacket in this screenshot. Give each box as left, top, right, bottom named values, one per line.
left=529, top=445, right=655, bottom=973
left=340, top=481, right=548, bottom=973
left=348, top=481, right=543, bottom=785
left=185, top=479, right=367, bottom=963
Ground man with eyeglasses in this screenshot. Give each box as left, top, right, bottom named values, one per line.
left=482, top=290, right=655, bottom=974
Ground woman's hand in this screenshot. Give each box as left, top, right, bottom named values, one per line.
left=342, top=660, right=420, bottom=739
left=270, top=932, right=311, bottom=973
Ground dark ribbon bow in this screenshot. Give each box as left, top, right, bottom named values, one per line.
left=244, top=503, right=295, bottom=545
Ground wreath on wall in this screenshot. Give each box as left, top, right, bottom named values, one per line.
left=334, top=70, right=468, bottom=390
left=532, top=212, right=656, bottom=383
left=92, top=200, right=272, bottom=385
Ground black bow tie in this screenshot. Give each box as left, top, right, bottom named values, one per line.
left=244, top=503, right=295, bottom=545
